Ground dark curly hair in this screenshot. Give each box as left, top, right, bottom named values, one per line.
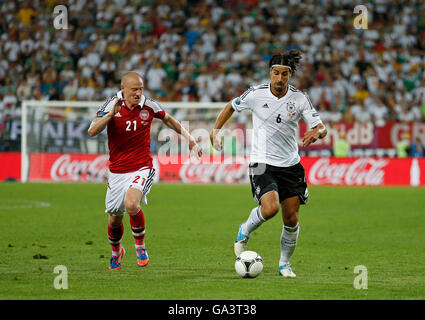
left=268, top=50, right=302, bottom=73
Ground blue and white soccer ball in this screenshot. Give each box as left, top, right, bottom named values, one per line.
left=235, top=251, right=263, bottom=278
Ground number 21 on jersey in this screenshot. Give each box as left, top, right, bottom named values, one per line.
left=126, top=120, right=137, bottom=131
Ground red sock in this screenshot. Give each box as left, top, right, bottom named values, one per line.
left=108, top=223, right=123, bottom=255
left=129, top=208, right=145, bottom=248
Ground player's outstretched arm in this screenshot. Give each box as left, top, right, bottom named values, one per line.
left=302, top=123, right=327, bottom=147
left=210, top=101, right=234, bottom=151
left=88, top=114, right=113, bottom=137
left=88, top=98, right=123, bottom=137
left=161, top=114, right=202, bottom=158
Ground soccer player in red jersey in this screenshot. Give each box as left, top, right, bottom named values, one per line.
left=88, top=71, right=202, bottom=270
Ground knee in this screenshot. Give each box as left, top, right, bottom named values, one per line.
left=124, top=198, right=139, bottom=215
left=261, top=202, right=280, bottom=219
left=124, top=189, right=143, bottom=215
left=109, top=215, right=123, bottom=228
left=283, top=211, right=299, bottom=227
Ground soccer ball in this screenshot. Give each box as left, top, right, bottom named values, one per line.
left=235, top=251, right=263, bottom=278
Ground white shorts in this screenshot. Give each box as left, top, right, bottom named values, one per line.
left=105, top=167, right=156, bottom=216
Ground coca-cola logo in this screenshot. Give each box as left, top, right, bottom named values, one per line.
left=308, top=158, right=388, bottom=185
left=50, top=154, right=109, bottom=182
left=179, top=158, right=250, bottom=184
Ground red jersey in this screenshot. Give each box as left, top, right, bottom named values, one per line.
left=96, top=92, right=166, bottom=173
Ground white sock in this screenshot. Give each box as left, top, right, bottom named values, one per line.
left=241, top=206, right=266, bottom=236
left=279, top=223, right=299, bottom=266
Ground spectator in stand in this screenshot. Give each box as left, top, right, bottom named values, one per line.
left=63, top=76, right=79, bottom=101
left=174, top=76, right=197, bottom=102
left=16, top=1, right=36, bottom=26
left=1, top=0, right=425, bottom=153
left=99, top=55, right=117, bottom=84
left=207, top=68, right=225, bottom=102
left=145, top=60, right=167, bottom=95
left=352, top=82, right=370, bottom=104
left=420, top=94, right=425, bottom=121
left=397, top=133, right=411, bottom=158
left=407, top=137, right=425, bottom=157
left=333, top=132, right=351, bottom=157
left=369, top=97, right=390, bottom=127
left=2, top=99, right=20, bottom=123
left=351, top=99, right=372, bottom=123
left=16, top=75, right=32, bottom=101
left=76, top=78, right=95, bottom=101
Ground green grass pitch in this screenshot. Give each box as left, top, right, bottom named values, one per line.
left=0, top=182, right=424, bottom=300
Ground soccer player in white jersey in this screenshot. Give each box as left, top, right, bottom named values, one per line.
left=210, top=50, right=327, bottom=278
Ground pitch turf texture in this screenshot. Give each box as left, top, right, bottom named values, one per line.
left=0, top=183, right=424, bottom=300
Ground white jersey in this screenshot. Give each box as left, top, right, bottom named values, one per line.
left=232, top=83, right=322, bottom=167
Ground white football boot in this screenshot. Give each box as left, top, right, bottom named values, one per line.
left=234, top=223, right=249, bottom=256
left=278, top=262, right=296, bottom=278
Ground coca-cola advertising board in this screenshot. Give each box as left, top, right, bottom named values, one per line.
left=301, top=157, right=423, bottom=186
left=29, top=153, right=110, bottom=182
left=27, top=153, right=161, bottom=183
left=15, top=153, right=424, bottom=187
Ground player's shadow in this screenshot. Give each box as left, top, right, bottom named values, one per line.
left=162, top=267, right=236, bottom=281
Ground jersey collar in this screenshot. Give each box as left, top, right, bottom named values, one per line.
left=268, top=83, right=291, bottom=100
left=117, top=90, right=146, bottom=109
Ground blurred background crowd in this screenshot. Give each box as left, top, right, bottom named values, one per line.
left=0, top=0, right=424, bottom=154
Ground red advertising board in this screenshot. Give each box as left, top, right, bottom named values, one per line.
left=301, top=157, right=423, bottom=186
left=158, top=155, right=425, bottom=187
left=3, top=153, right=420, bottom=187
left=298, top=121, right=425, bottom=150
left=1, top=152, right=424, bottom=186
left=28, top=153, right=110, bottom=182
left=0, top=152, right=21, bottom=181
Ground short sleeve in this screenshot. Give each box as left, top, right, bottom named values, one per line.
left=145, top=98, right=167, bottom=119
left=96, top=96, right=118, bottom=117
left=301, top=94, right=322, bottom=129
left=154, top=109, right=166, bottom=119
left=231, top=87, right=255, bottom=112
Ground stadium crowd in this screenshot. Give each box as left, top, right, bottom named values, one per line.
left=0, top=0, right=425, bottom=152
